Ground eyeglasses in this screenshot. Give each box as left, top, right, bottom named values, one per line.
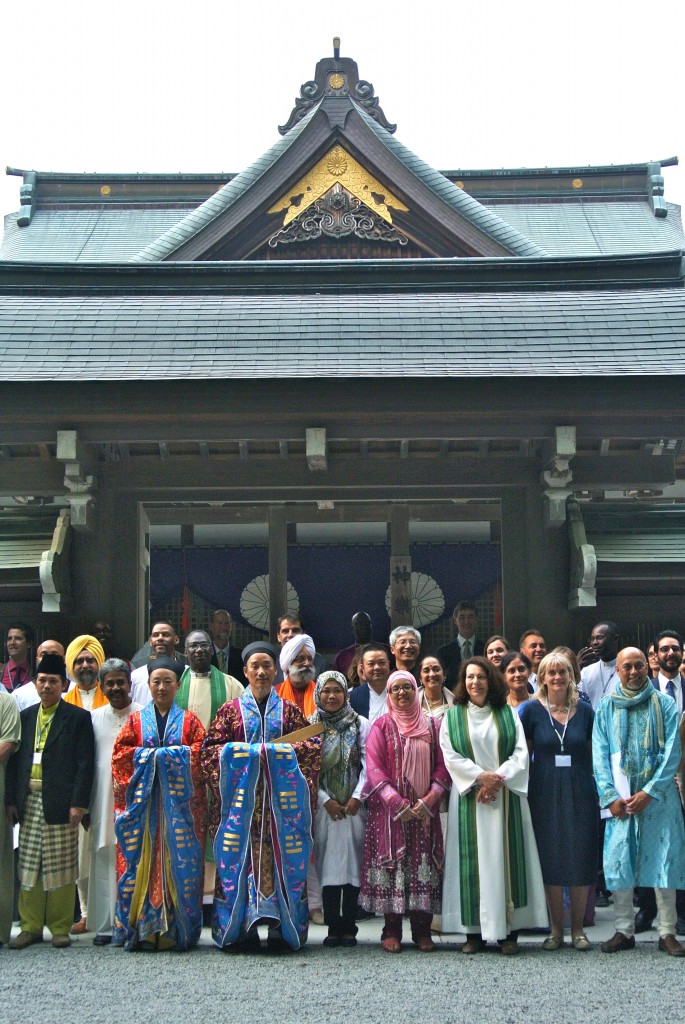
left=186, top=642, right=211, bottom=650
left=389, top=684, right=414, bottom=694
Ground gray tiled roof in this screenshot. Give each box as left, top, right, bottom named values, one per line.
left=352, top=106, right=546, bottom=258
left=130, top=107, right=320, bottom=263
left=485, top=201, right=685, bottom=256
left=0, top=208, right=192, bottom=263
left=1, top=286, right=683, bottom=380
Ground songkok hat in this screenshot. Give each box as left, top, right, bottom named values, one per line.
left=147, top=656, right=184, bottom=679
left=65, top=635, right=106, bottom=678
left=242, top=641, right=278, bottom=666
left=279, top=633, right=315, bottom=674
left=36, top=652, right=67, bottom=680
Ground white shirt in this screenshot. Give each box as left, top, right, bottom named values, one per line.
left=12, top=681, right=40, bottom=711
left=458, top=635, right=476, bottom=658
left=656, top=672, right=683, bottom=714
left=368, top=686, right=388, bottom=723
left=90, top=701, right=142, bottom=851
left=579, top=658, right=618, bottom=710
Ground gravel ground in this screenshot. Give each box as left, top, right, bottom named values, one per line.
left=1, top=911, right=682, bottom=1024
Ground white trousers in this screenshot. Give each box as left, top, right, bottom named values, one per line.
left=86, top=845, right=117, bottom=937
left=613, top=887, right=676, bottom=938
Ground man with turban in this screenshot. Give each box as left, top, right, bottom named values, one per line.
left=275, top=634, right=318, bottom=718
left=63, top=634, right=107, bottom=934
left=201, top=641, right=321, bottom=951
left=7, top=653, right=94, bottom=948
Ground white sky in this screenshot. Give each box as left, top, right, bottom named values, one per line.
left=1, top=0, right=683, bottom=224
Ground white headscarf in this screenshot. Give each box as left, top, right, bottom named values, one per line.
left=279, top=633, right=316, bottom=673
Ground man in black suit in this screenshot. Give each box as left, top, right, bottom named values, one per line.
left=209, top=609, right=246, bottom=685
left=6, top=652, right=94, bottom=949
left=349, top=644, right=392, bottom=722
left=436, top=601, right=484, bottom=690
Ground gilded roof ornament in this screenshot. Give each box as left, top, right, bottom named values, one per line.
left=268, top=145, right=408, bottom=225
left=278, top=43, right=396, bottom=135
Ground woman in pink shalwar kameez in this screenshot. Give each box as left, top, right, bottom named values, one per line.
left=359, top=670, right=451, bottom=952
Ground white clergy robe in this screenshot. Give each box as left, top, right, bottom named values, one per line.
left=439, top=703, right=547, bottom=941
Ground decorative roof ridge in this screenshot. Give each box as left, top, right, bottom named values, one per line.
left=439, top=157, right=679, bottom=177
left=278, top=42, right=395, bottom=137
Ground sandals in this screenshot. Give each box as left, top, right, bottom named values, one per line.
left=381, top=937, right=401, bottom=953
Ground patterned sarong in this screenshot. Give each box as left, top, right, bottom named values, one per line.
left=18, top=788, right=78, bottom=892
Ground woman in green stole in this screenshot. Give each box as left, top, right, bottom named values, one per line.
left=439, top=657, right=547, bottom=954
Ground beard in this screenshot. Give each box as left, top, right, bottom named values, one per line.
left=75, top=668, right=98, bottom=689
left=289, top=665, right=315, bottom=688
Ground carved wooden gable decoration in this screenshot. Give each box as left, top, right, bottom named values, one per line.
left=151, top=47, right=539, bottom=263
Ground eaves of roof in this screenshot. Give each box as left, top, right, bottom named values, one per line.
left=0, top=251, right=682, bottom=297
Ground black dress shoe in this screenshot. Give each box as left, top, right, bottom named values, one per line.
left=93, top=934, right=112, bottom=946
left=322, top=935, right=340, bottom=948
left=601, top=932, right=635, bottom=953
left=634, top=910, right=655, bottom=933
left=675, top=917, right=685, bottom=936
left=594, top=890, right=610, bottom=908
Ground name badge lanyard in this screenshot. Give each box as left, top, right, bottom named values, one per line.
left=545, top=699, right=570, bottom=753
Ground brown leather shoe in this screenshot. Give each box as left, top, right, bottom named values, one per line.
left=658, top=934, right=685, bottom=957
left=415, top=936, right=435, bottom=952
left=51, top=935, right=72, bottom=948
left=9, top=931, right=43, bottom=950
left=462, top=937, right=486, bottom=954
left=70, top=917, right=87, bottom=935
left=500, top=939, right=519, bottom=956
left=600, top=931, right=635, bottom=953
left=381, top=937, right=401, bottom=953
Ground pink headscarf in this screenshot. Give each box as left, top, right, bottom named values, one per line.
left=386, top=670, right=432, bottom=799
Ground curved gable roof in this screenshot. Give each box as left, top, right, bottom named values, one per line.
left=351, top=103, right=546, bottom=258
left=131, top=90, right=544, bottom=263
left=131, top=106, right=320, bottom=263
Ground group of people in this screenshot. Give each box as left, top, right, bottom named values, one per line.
left=1, top=605, right=685, bottom=960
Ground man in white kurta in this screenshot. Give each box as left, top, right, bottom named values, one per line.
left=439, top=698, right=547, bottom=943
left=87, top=659, right=141, bottom=944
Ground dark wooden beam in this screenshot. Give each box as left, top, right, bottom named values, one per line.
left=0, top=460, right=65, bottom=495
left=145, top=501, right=503, bottom=526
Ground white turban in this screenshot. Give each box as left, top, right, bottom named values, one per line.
left=279, top=633, right=316, bottom=674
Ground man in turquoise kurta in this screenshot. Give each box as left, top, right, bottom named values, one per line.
left=593, top=647, right=685, bottom=956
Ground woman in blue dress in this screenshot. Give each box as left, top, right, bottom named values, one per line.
left=520, top=651, right=597, bottom=951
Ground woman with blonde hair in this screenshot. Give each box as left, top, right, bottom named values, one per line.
left=520, top=651, right=597, bottom=951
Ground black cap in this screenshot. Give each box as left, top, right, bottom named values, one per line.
left=147, top=656, right=184, bottom=680
left=36, top=653, right=67, bottom=680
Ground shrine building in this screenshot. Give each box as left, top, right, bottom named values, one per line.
left=1, top=43, right=684, bottom=656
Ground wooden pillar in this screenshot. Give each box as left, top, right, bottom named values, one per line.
left=268, top=505, right=287, bottom=642
left=500, top=489, right=529, bottom=642
left=389, top=504, right=412, bottom=629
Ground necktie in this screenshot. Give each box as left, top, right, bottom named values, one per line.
left=12, top=666, right=22, bottom=690
left=666, top=679, right=676, bottom=701
left=217, top=650, right=226, bottom=672
left=462, top=640, right=472, bottom=660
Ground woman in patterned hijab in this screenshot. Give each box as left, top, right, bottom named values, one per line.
left=309, top=671, right=370, bottom=948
